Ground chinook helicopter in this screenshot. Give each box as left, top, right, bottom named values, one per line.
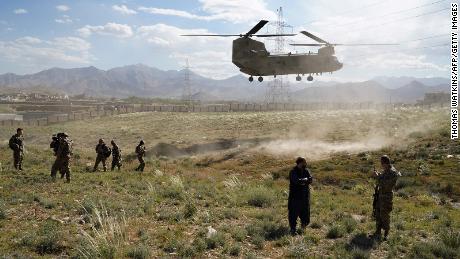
left=182, top=20, right=396, bottom=82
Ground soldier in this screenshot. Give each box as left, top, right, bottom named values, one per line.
left=111, top=140, right=122, bottom=171
left=58, top=133, right=73, bottom=183
left=93, top=139, right=111, bottom=172
left=372, top=155, right=400, bottom=240
left=135, top=140, right=146, bottom=172
left=288, top=157, right=313, bottom=235
left=50, top=133, right=72, bottom=182
left=9, top=128, right=24, bottom=170
left=50, top=133, right=63, bottom=179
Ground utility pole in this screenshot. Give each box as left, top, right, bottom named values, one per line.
left=182, top=58, right=192, bottom=111
left=265, top=7, right=292, bottom=104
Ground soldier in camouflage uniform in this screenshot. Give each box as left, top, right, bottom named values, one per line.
left=9, top=128, right=24, bottom=170
left=372, top=155, right=400, bottom=240
left=93, top=139, right=110, bottom=172
left=51, top=133, right=73, bottom=183
left=110, top=140, right=122, bottom=171
left=135, top=140, right=146, bottom=172
left=50, top=133, right=64, bottom=180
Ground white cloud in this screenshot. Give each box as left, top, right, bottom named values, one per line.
left=15, top=37, right=42, bottom=45
left=14, top=9, right=28, bottom=14
left=55, top=15, right=73, bottom=24
left=137, top=24, right=237, bottom=79
left=0, top=36, right=94, bottom=68
left=139, top=0, right=276, bottom=23
left=77, top=23, right=133, bottom=38
left=56, top=5, right=70, bottom=12
left=112, top=5, right=137, bottom=15
left=138, top=7, right=202, bottom=20
left=137, top=24, right=225, bottom=47
left=52, top=37, right=91, bottom=51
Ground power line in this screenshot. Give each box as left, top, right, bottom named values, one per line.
left=265, top=7, right=291, bottom=104
left=333, top=0, right=447, bottom=28
left=302, top=0, right=390, bottom=26
left=349, top=7, right=449, bottom=32
left=182, top=58, right=192, bottom=110
left=401, top=33, right=449, bottom=43
left=350, top=42, right=449, bottom=59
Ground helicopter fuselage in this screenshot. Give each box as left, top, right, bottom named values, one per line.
left=232, top=37, right=343, bottom=77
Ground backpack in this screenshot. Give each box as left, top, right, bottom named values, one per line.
left=8, top=136, right=16, bottom=150
left=104, top=146, right=112, bottom=158
left=50, top=137, right=59, bottom=153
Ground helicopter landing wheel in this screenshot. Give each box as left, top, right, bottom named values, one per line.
left=296, top=75, right=302, bottom=81
left=258, top=76, right=263, bottom=82
left=249, top=76, right=254, bottom=82
left=307, top=75, right=314, bottom=81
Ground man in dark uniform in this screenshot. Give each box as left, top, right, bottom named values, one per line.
left=288, top=157, right=313, bottom=235
left=372, top=155, right=400, bottom=240
left=58, top=133, right=73, bottom=183
left=50, top=133, right=64, bottom=180
left=93, top=139, right=110, bottom=172
left=110, top=140, right=122, bottom=171
left=9, top=128, right=24, bottom=170
left=135, top=140, right=146, bottom=172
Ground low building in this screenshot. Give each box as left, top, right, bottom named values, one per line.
left=0, top=113, right=23, bottom=121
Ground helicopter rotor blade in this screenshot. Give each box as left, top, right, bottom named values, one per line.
left=290, top=43, right=399, bottom=46
left=254, top=34, right=296, bottom=37
left=332, top=43, right=399, bottom=46
left=290, top=43, right=325, bottom=46
left=300, top=31, right=329, bottom=44
left=180, top=33, right=296, bottom=38
left=180, top=34, right=243, bottom=37
left=246, top=20, right=269, bottom=36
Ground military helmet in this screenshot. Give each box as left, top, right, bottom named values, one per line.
left=139, top=140, right=144, bottom=145
left=380, top=155, right=391, bottom=165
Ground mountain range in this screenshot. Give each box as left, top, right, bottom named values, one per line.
left=0, top=64, right=449, bottom=103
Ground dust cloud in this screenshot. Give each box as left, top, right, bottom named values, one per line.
left=258, top=136, right=391, bottom=160
left=256, top=112, right=441, bottom=160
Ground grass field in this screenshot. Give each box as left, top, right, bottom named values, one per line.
left=0, top=107, right=459, bottom=258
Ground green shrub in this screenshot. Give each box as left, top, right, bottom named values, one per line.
left=192, top=238, right=207, bottom=253
left=178, top=245, right=198, bottom=258
left=287, top=239, right=310, bottom=258
left=205, top=232, right=225, bottom=249
left=309, top=221, right=322, bottom=229
left=395, top=178, right=415, bottom=190
left=326, top=225, right=344, bottom=239
left=126, top=245, right=150, bottom=259
left=35, top=220, right=63, bottom=255
left=246, top=220, right=288, bottom=241
left=182, top=202, right=197, bottom=218
left=351, top=248, right=370, bottom=259
left=160, top=187, right=183, bottom=200
left=226, top=244, right=241, bottom=256
left=231, top=227, right=247, bottom=242
left=251, top=235, right=264, bottom=250
left=245, top=186, right=276, bottom=208
left=221, top=208, right=239, bottom=219
left=441, top=230, right=460, bottom=249
left=343, top=217, right=357, bottom=233
left=0, top=205, right=6, bottom=220
left=410, top=242, right=458, bottom=259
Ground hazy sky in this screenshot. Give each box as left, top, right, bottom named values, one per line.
left=0, top=0, right=451, bottom=81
